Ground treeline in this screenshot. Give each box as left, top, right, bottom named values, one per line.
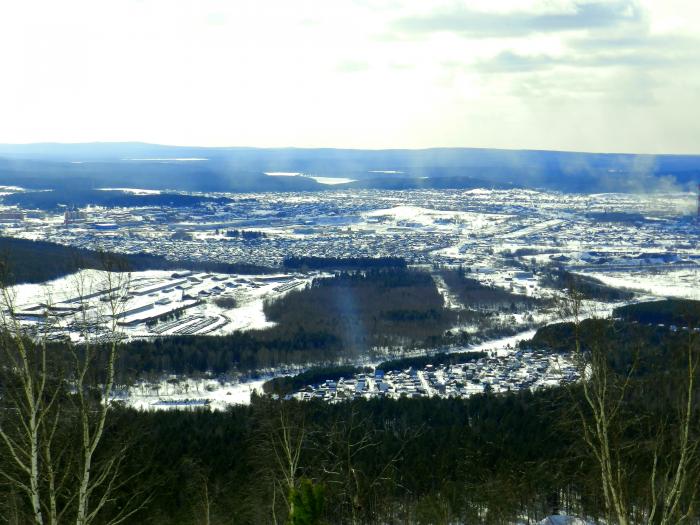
left=225, top=229, right=266, bottom=239
left=524, top=318, right=691, bottom=377
left=586, top=211, right=648, bottom=223
left=264, top=269, right=457, bottom=351
left=376, top=351, right=486, bottom=372
left=539, top=267, right=634, bottom=301
left=43, top=334, right=699, bottom=525
left=614, top=298, right=700, bottom=327
left=105, top=391, right=576, bottom=524
left=0, top=236, right=171, bottom=284
left=0, top=236, right=275, bottom=284
left=115, top=320, right=697, bottom=523
left=262, top=365, right=371, bottom=396
left=440, top=267, right=544, bottom=311
left=283, top=256, right=407, bottom=270
left=2, top=188, right=228, bottom=210
left=114, top=330, right=343, bottom=377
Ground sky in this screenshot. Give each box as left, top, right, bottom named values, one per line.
left=0, top=0, right=699, bottom=154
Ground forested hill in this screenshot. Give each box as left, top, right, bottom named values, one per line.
left=2, top=189, right=229, bottom=210
left=52, top=317, right=699, bottom=524
left=613, top=298, right=700, bottom=326
left=0, top=236, right=273, bottom=284
left=0, top=142, right=698, bottom=193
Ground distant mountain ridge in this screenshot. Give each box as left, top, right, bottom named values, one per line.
left=0, top=142, right=698, bottom=194
left=2, top=189, right=229, bottom=210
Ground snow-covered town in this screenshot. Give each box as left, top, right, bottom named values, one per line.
left=291, top=349, right=578, bottom=403
left=1, top=188, right=699, bottom=291
left=2, top=187, right=699, bottom=411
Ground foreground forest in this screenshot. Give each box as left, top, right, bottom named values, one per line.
left=1, top=314, right=698, bottom=524
left=0, top=254, right=697, bottom=524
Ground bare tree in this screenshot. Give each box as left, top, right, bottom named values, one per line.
left=322, top=407, right=414, bottom=525
left=264, top=401, right=307, bottom=523
left=0, top=255, right=150, bottom=524
left=563, top=289, right=698, bottom=525
left=180, top=458, right=213, bottom=525
left=70, top=258, right=144, bottom=525
left=0, top=278, right=59, bottom=524
left=645, top=319, right=699, bottom=525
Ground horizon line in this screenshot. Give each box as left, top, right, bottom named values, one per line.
left=0, top=141, right=699, bottom=157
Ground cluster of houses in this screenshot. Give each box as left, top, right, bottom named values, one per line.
left=292, top=350, right=580, bottom=402
left=2, top=187, right=699, bottom=279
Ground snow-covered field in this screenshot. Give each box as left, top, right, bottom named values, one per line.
left=363, top=205, right=510, bottom=233
left=580, top=268, right=700, bottom=300
left=7, top=268, right=315, bottom=340
left=264, top=172, right=356, bottom=185
left=119, top=377, right=267, bottom=411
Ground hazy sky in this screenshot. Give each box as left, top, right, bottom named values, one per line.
left=1, top=0, right=699, bottom=153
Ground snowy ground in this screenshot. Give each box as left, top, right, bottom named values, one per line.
left=579, top=268, right=700, bottom=300
left=118, top=377, right=268, bottom=411
left=466, top=329, right=538, bottom=357
left=264, top=172, right=356, bottom=185
left=4, top=189, right=699, bottom=410
left=6, top=266, right=639, bottom=411
left=116, top=327, right=549, bottom=410
left=7, top=268, right=316, bottom=341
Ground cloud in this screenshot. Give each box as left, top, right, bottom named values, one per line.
left=568, top=33, right=696, bottom=51
left=205, top=12, right=228, bottom=27
left=475, top=51, right=558, bottom=73
left=475, top=47, right=692, bottom=74
left=335, top=60, right=370, bottom=73
left=392, top=1, right=643, bottom=38
left=1, top=0, right=698, bottom=153
left=493, top=62, right=665, bottom=108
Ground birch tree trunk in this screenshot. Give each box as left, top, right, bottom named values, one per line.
left=0, top=254, right=148, bottom=525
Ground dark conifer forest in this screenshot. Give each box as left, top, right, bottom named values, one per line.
left=0, top=250, right=698, bottom=523
left=0, top=236, right=274, bottom=284
left=2, top=315, right=698, bottom=524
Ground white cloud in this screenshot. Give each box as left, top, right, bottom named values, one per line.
left=0, top=0, right=697, bottom=153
